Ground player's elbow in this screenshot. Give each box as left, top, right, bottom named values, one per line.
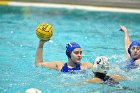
left=35, top=61, right=42, bottom=67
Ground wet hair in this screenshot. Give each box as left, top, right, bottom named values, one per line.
left=66, top=42, right=81, bottom=58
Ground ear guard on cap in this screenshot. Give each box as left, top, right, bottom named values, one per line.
left=92, top=56, right=109, bottom=74
left=66, top=42, right=81, bottom=58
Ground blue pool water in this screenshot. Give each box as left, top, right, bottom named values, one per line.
left=0, top=5, right=140, bottom=93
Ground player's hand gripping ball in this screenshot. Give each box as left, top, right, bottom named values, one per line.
left=36, top=23, right=53, bottom=40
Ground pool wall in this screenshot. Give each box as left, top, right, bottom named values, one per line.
left=1, top=0, right=140, bottom=9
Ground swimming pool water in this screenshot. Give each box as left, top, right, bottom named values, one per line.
left=0, top=5, right=140, bottom=93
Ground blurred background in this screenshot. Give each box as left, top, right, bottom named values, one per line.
left=0, top=0, right=140, bottom=9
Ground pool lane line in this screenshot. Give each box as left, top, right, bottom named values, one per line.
left=6, top=1, right=140, bottom=14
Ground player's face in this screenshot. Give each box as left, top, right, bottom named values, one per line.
left=71, top=48, right=82, bottom=64
left=130, top=46, right=140, bottom=60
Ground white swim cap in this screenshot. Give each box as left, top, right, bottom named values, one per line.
left=92, top=56, right=109, bottom=74
left=25, top=88, right=42, bottom=93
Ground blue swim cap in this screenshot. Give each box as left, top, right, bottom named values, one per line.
left=128, top=41, right=140, bottom=54
left=66, top=42, right=81, bottom=58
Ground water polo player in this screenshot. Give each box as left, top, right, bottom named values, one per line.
left=120, top=26, right=140, bottom=71
left=85, top=56, right=126, bottom=85
left=35, top=41, right=93, bottom=73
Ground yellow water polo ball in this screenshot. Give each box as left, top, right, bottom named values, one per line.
left=36, top=23, right=53, bottom=40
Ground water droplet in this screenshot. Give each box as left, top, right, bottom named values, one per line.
left=20, top=44, right=23, bottom=47
left=11, top=31, right=14, bottom=33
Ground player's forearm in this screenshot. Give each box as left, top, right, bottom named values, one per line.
left=35, top=41, right=44, bottom=66
left=123, top=29, right=131, bottom=54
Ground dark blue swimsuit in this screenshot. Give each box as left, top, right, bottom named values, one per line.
left=61, top=63, right=81, bottom=73
left=124, top=59, right=138, bottom=71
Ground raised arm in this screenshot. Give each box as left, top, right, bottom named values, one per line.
left=120, top=26, right=131, bottom=57
left=35, top=40, right=45, bottom=66
left=35, top=40, right=63, bottom=70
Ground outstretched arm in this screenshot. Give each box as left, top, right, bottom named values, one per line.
left=64, top=78, right=102, bottom=86
left=120, top=26, right=131, bottom=57
left=35, top=40, right=63, bottom=70
left=110, top=75, right=127, bottom=81
left=85, top=78, right=103, bottom=83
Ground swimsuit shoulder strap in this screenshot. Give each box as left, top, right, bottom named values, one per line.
left=61, top=63, right=68, bottom=72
